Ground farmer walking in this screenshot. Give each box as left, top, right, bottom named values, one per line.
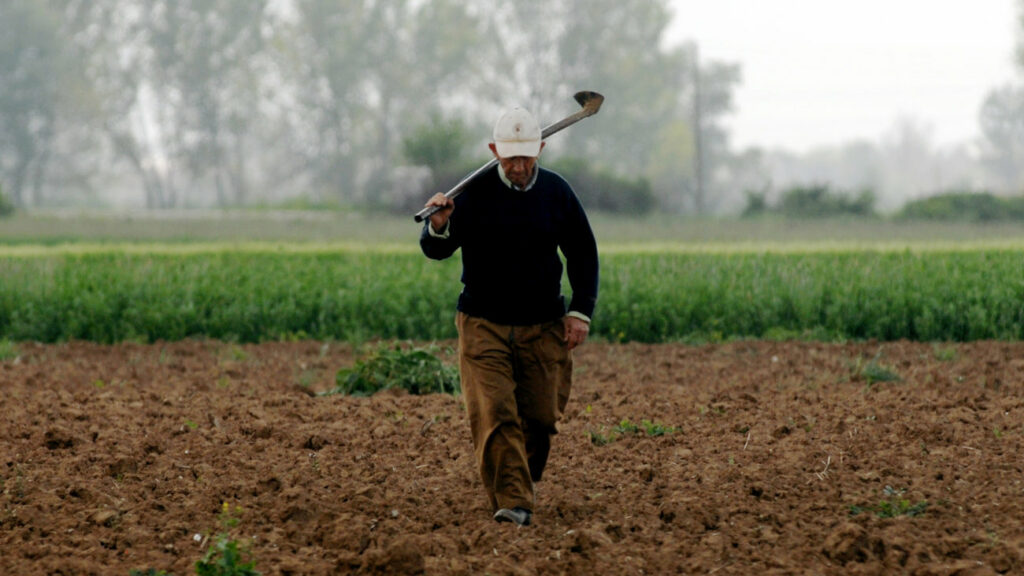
left=419, top=106, right=599, bottom=527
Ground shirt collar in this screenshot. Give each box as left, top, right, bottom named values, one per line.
left=497, top=163, right=539, bottom=192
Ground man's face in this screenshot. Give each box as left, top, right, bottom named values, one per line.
left=499, top=155, right=537, bottom=188
left=489, top=142, right=545, bottom=188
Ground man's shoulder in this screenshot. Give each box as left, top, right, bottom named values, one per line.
left=538, top=165, right=567, bottom=181
left=457, top=165, right=502, bottom=203
left=537, top=166, right=574, bottom=191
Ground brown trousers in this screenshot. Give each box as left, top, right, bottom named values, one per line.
left=455, top=312, right=573, bottom=512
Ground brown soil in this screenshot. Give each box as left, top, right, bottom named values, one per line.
left=2, top=339, right=1024, bottom=575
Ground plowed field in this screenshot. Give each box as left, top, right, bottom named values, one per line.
left=2, top=340, right=1023, bottom=575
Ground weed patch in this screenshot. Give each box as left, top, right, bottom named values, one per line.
left=932, top=344, right=958, bottom=362
left=849, top=351, right=901, bottom=385
left=196, top=503, right=260, bottom=576
left=0, top=339, right=18, bottom=362
left=588, top=418, right=678, bottom=445
left=128, top=504, right=258, bottom=576
left=850, top=486, right=928, bottom=518
left=322, top=343, right=458, bottom=397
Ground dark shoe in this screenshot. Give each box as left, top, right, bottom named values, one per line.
left=493, top=507, right=532, bottom=526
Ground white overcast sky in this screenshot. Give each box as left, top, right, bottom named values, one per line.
left=663, top=1, right=1019, bottom=153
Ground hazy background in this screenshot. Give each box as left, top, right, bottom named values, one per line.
left=665, top=1, right=1018, bottom=152
left=1, top=0, right=1022, bottom=218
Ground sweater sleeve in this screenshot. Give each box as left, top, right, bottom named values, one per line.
left=559, top=190, right=599, bottom=320
left=419, top=218, right=460, bottom=260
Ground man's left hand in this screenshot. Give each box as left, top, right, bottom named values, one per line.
left=563, top=316, right=590, bottom=350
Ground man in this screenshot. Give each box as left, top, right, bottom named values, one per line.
left=420, top=106, right=599, bottom=527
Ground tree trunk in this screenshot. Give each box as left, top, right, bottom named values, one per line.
left=10, top=160, right=28, bottom=207
left=30, top=117, right=55, bottom=207
left=231, top=136, right=248, bottom=206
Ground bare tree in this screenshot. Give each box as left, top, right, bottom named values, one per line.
left=67, top=0, right=269, bottom=209
left=282, top=0, right=484, bottom=204
left=0, top=3, right=64, bottom=207
left=979, top=86, right=1024, bottom=193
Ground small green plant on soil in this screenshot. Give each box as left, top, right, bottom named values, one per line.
left=296, top=369, right=317, bottom=388
left=641, top=419, right=677, bottom=437
left=0, top=339, right=18, bottom=361
left=849, top=351, right=901, bottom=385
left=850, top=485, right=928, bottom=518
left=586, top=430, right=614, bottom=446
left=588, top=418, right=678, bottom=445
left=196, top=502, right=260, bottom=576
left=129, top=570, right=172, bottom=576
left=614, top=419, right=641, bottom=436
left=222, top=345, right=248, bottom=362
left=932, top=344, right=958, bottom=362
left=322, top=342, right=458, bottom=397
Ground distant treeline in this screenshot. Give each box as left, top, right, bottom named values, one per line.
left=742, top=185, right=1024, bottom=222
left=895, top=192, right=1024, bottom=222
left=0, top=0, right=745, bottom=216
left=4, top=1, right=1022, bottom=217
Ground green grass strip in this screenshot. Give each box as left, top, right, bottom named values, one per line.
left=0, top=250, right=1021, bottom=343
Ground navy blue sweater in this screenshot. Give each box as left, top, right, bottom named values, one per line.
left=420, top=165, right=599, bottom=326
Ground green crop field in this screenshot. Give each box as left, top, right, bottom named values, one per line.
left=1, top=240, right=1021, bottom=344
left=2, top=211, right=1022, bottom=344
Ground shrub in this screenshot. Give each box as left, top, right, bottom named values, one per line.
left=395, top=116, right=479, bottom=214
left=547, top=157, right=655, bottom=215
left=0, top=184, right=13, bottom=218
left=741, top=188, right=769, bottom=217
left=402, top=116, right=474, bottom=173
left=741, top=183, right=877, bottom=219
left=896, top=191, right=1024, bottom=222
left=777, top=184, right=876, bottom=218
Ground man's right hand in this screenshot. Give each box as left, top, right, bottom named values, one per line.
left=425, top=193, right=455, bottom=232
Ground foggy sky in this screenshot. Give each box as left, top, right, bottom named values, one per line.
left=664, top=0, right=1019, bottom=153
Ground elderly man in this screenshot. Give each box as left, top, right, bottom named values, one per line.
left=420, top=106, right=599, bottom=527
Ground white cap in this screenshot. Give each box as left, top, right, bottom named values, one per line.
left=492, top=107, right=542, bottom=158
